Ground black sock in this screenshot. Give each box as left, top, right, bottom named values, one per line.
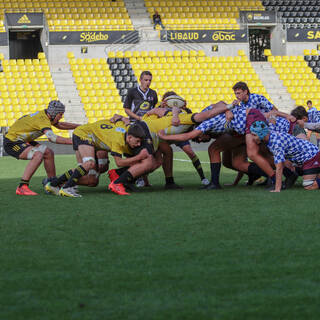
left=210, top=162, right=221, bottom=185
left=248, top=163, right=268, bottom=177
left=191, top=155, right=205, bottom=180
left=19, top=179, right=29, bottom=187
left=115, top=167, right=128, bottom=176
left=64, top=165, right=87, bottom=188
left=114, top=171, right=134, bottom=184
left=283, top=167, right=294, bottom=178
left=51, top=170, right=73, bottom=187
left=295, top=167, right=303, bottom=176
left=165, top=177, right=175, bottom=185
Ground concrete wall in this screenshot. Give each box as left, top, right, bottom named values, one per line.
left=270, top=25, right=286, bottom=56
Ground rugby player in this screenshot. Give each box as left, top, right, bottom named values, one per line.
left=250, top=120, right=320, bottom=192
left=3, top=100, right=77, bottom=195
left=45, top=119, right=151, bottom=197
left=107, top=104, right=231, bottom=194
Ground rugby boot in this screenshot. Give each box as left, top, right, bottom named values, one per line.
left=108, top=181, right=130, bottom=195
left=16, top=185, right=38, bottom=196
left=165, top=183, right=183, bottom=190
left=59, top=187, right=82, bottom=197
left=44, top=182, right=60, bottom=195
left=205, top=182, right=222, bottom=190
left=108, top=169, right=119, bottom=182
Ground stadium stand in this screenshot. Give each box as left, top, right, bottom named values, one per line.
left=0, top=0, right=133, bottom=31
left=127, top=49, right=270, bottom=111
left=262, top=0, right=320, bottom=29
left=145, top=0, right=264, bottom=30
left=68, top=52, right=125, bottom=123
left=265, top=49, right=320, bottom=108
left=0, top=52, right=69, bottom=138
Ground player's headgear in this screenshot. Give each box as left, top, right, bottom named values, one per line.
left=47, top=100, right=65, bottom=119
left=250, top=120, right=269, bottom=140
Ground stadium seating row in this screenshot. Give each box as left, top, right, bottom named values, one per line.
left=265, top=50, right=320, bottom=106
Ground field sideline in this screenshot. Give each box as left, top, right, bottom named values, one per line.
left=1, top=152, right=320, bottom=319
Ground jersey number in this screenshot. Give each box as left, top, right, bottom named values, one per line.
left=100, top=124, right=113, bottom=129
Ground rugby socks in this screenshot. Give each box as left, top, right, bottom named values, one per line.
left=165, top=177, right=175, bottom=185
left=210, top=162, right=221, bottom=186
left=51, top=170, right=73, bottom=187
left=115, top=167, right=129, bottom=176
left=63, top=165, right=87, bottom=188
left=283, top=167, right=294, bottom=178
left=19, top=179, right=29, bottom=187
left=114, top=171, right=134, bottom=184
left=247, top=163, right=268, bottom=177
left=191, top=155, right=205, bottom=180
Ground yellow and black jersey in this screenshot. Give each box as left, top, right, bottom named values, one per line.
left=5, top=110, right=52, bottom=142
left=73, top=119, right=132, bottom=157
left=142, top=113, right=197, bottom=150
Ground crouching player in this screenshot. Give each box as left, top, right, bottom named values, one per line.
left=250, top=120, right=320, bottom=192
left=45, top=119, right=151, bottom=197
left=4, top=100, right=77, bottom=195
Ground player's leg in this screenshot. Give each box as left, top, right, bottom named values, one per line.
left=246, top=133, right=275, bottom=179
left=301, top=152, right=320, bottom=190
left=16, top=144, right=48, bottom=195
left=59, top=144, right=96, bottom=197
left=42, top=146, right=56, bottom=178
left=159, top=141, right=182, bottom=189
left=206, top=134, right=244, bottom=189
left=180, top=142, right=209, bottom=185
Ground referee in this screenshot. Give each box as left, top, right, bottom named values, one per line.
left=123, top=70, right=158, bottom=121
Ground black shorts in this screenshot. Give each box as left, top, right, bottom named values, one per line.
left=130, top=121, right=155, bottom=156
left=173, top=140, right=190, bottom=149
left=3, top=137, right=38, bottom=159
left=72, top=134, right=94, bottom=151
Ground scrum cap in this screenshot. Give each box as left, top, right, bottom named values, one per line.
left=47, top=100, right=65, bottom=119
left=250, top=120, right=270, bottom=140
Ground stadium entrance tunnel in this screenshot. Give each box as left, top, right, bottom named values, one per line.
left=249, top=28, right=271, bottom=62
left=9, top=29, right=43, bottom=59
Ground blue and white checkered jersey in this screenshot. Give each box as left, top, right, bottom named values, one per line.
left=195, top=113, right=229, bottom=134
left=268, top=117, right=290, bottom=133
left=230, top=106, right=247, bottom=135
left=308, top=109, right=320, bottom=123
left=239, top=93, right=274, bottom=112
left=267, top=130, right=319, bottom=165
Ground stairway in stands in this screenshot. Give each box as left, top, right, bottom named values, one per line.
left=251, top=62, right=295, bottom=112
left=107, top=57, right=138, bottom=103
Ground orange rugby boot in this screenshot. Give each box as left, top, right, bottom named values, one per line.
left=16, top=185, right=38, bottom=196
left=108, top=181, right=130, bottom=195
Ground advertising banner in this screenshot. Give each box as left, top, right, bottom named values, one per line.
left=6, top=12, right=43, bottom=27
left=162, top=29, right=248, bottom=43
left=49, top=30, right=139, bottom=45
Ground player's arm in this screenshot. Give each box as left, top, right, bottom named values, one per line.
left=266, top=110, right=296, bottom=123
left=145, top=108, right=166, bottom=117
left=158, top=129, right=202, bottom=141
left=43, top=129, right=72, bottom=144
left=109, top=114, right=130, bottom=125
left=112, top=149, right=149, bottom=167
left=125, top=109, right=141, bottom=121
left=271, top=162, right=284, bottom=192
left=193, top=101, right=232, bottom=123
left=303, top=122, right=320, bottom=132
left=171, top=106, right=181, bottom=126
left=53, top=122, right=80, bottom=130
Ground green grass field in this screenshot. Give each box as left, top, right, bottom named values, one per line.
left=1, top=152, right=320, bottom=320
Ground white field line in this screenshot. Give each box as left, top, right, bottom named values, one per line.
left=173, top=158, right=210, bottom=164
